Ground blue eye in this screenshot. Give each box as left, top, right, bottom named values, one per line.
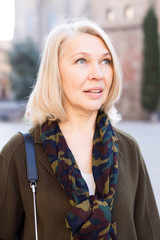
left=102, top=59, right=112, bottom=65
left=76, top=58, right=86, bottom=64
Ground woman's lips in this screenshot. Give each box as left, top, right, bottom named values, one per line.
left=84, top=87, right=103, bottom=98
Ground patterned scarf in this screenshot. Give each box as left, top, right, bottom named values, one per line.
left=41, top=111, right=118, bottom=240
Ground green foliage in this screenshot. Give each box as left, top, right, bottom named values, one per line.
left=8, top=38, right=40, bottom=100
left=141, top=7, right=160, bottom=113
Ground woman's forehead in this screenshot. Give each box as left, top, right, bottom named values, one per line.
left=61, top=32, right=110, bottom=57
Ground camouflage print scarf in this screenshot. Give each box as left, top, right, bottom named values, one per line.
left=41, top=111, right=118, bottom=240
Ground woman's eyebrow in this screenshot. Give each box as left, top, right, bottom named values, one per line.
left=102, top=52, right=112, bottom=57
left=71, top=52, right=90, bottom=57
left=71, top=51, right=111, bottom=58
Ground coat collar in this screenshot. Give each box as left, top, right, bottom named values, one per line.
left=29, top=124, right=122, bottom=185
left=30, top=124, right=122, bottom=158
left=30, top=125, right=42, bottom=144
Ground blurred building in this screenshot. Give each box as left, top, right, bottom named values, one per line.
left=2, top=0, right=160, bottom=120
left=0, top=42, right=11, bottom=100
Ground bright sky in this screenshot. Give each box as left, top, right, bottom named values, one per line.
left=0, top=0, right=15, bottom=41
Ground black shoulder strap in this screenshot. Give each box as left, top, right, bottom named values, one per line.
left=19, top=132, right=39, bottom=240
left=19, top=132, right=38, bottom=183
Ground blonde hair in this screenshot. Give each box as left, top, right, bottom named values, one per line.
left=25, top=19, right=123, bottom=126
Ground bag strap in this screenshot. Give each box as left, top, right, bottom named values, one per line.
left=19, top=132, right=39, bottom=240
left=20, top=132, right=38, bottom=183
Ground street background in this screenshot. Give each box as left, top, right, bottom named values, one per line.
left=0, top=120, right=159, bottom=213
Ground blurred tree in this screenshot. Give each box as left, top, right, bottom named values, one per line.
left=141, top=7, right=160, bottom=115
left=8, top=38, right=39, bottom=100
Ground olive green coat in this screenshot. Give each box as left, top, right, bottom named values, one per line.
left=0, top=126, right=160, bottom=239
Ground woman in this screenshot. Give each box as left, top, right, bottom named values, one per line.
left=0, top=19, right=159, bottom=240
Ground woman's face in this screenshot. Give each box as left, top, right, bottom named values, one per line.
left=59, top=33, right=113, bottom=115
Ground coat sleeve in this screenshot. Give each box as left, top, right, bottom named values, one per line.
left=134, top=146, right=160, bottom=239
left=0, top=138, right=24, bottom=240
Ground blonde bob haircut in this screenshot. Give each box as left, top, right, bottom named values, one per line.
left=25, top=19, right=123, bottom=126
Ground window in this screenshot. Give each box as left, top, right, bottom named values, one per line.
left=106, top=9, right=116, bottom=22
left=124, top=5, right=135, bottom=20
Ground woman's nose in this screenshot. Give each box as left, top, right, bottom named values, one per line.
left=88, top=63, right=104, bottom=80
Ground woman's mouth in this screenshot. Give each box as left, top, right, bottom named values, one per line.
left=84, top=88, right=103, bottom=98
left=85, top=89, right=101, bottom=93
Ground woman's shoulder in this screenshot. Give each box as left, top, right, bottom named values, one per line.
left=0, top=126, right=38, bottom=161
left=113, top=126, right=138, bottom=146
left=113, top=126, right=141, bottom=157
left=0, top=133, right=24, bottom=159
left=113, top=127, right=146, bottom=173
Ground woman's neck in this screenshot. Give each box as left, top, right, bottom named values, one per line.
left=59, top=109, right=98, bottom=135
left=59, top=109, right=98, bottom=173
